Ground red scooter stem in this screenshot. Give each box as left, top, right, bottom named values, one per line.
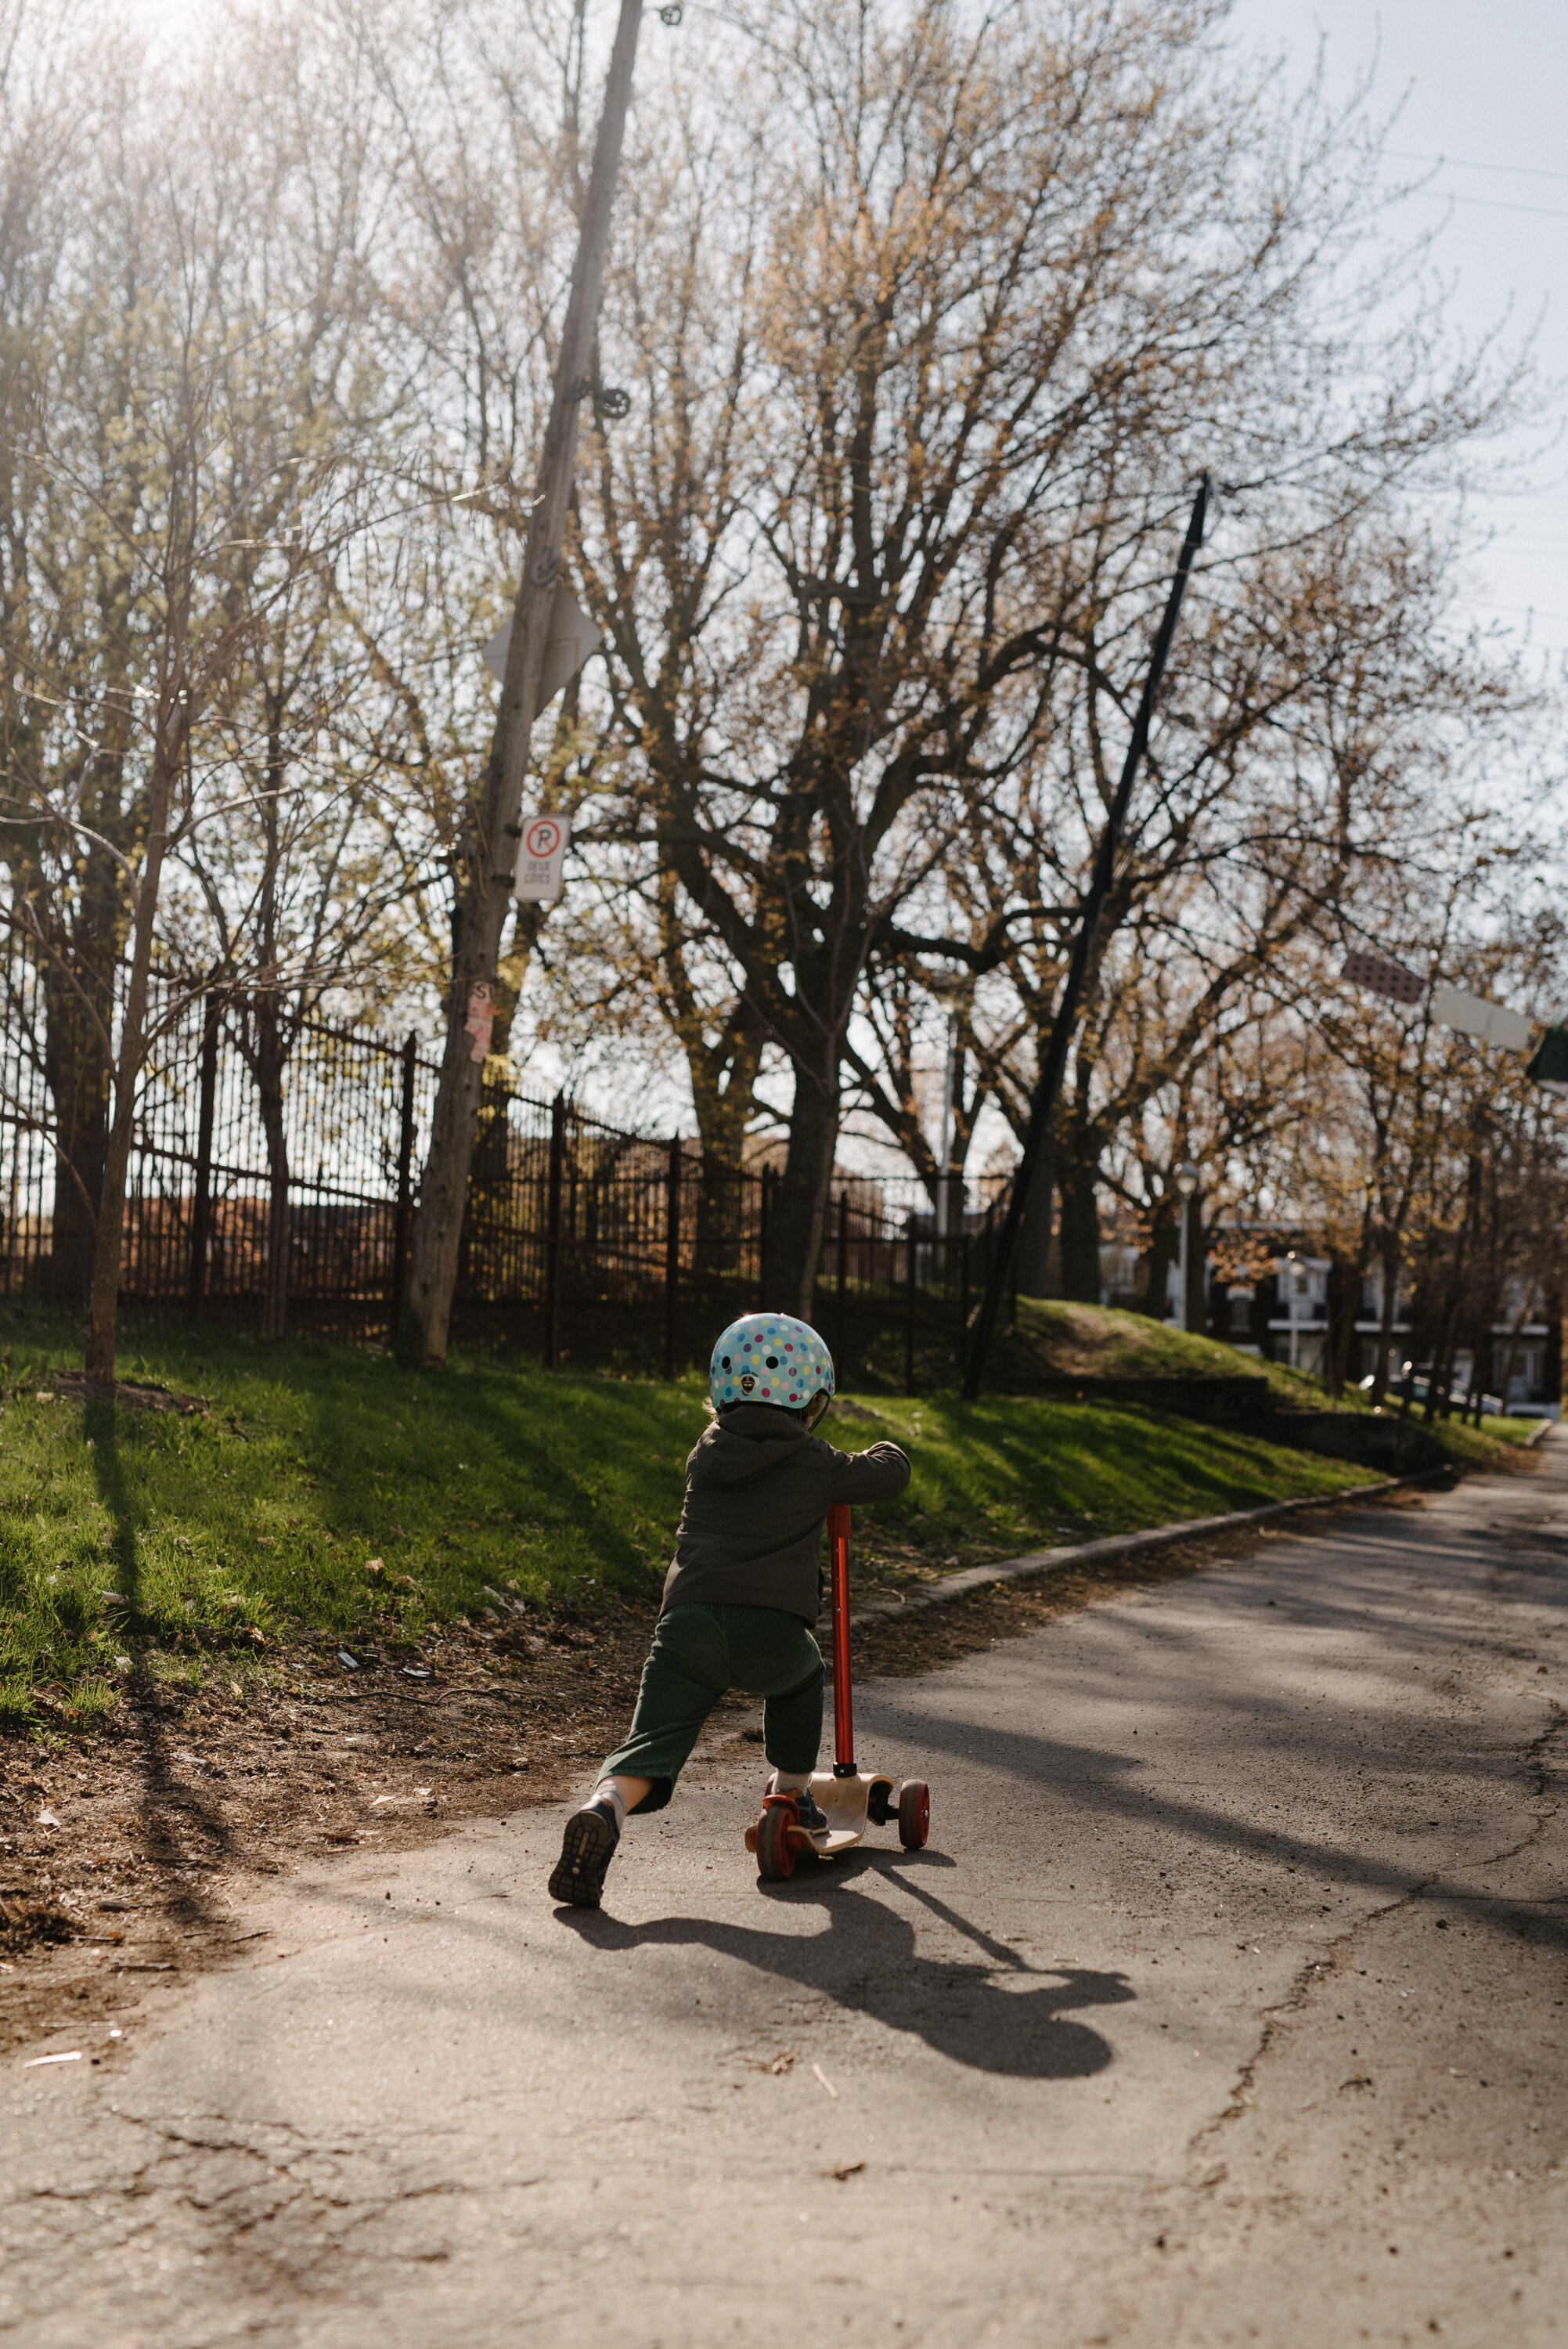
left=827, top=1502, right=855, bottom=1774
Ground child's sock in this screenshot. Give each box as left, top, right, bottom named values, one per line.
left=593, top=1781, right=629, bottom=1831
left=770, top=1770, right=810, bottom=1794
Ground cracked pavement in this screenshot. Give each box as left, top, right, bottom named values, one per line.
left=2, top=1434, right=1565, bottom=2347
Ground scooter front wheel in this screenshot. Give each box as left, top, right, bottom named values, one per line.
left=898, top=1779, right=930, bottom=1850
left=756, top=1804, right=798, bottom=1880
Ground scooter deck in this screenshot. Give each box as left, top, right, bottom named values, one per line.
left=799, top=1768, right=896, bottom=1857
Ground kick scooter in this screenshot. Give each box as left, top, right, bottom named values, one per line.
left=745, top=1502, right=931, bottom=1879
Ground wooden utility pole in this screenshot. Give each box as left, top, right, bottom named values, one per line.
left=398, top=0, right=645, bottom=1368
left=962, top=476, right=1210, bottom=1401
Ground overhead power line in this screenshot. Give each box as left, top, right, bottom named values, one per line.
left=1386, top=150, right=1568, bottom=184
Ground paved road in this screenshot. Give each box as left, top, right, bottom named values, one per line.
left=4, top=1438, right=1565, bottom=2348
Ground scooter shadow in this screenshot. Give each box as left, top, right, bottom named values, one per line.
left=555, top=1850, right=1131, bottom=2079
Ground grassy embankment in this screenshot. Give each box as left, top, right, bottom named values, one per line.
left=0, top=1301, right=1538, bottom=1734
left=1008, top=1296, right=1542, bottom=1467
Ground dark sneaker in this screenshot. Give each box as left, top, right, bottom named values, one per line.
left=549, top=1802, right=619, bottom=1907
left=793, top=1788, right=829, bottom=1835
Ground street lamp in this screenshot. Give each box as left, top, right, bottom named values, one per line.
left=1173, top=1162, right=1200, bottom=1333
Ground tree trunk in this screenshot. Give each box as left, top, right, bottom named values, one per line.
left=1139, top=1207, right=1176, bottom=1325
left=1324, top=1257, right=1357, bottom=1398
left=1183, top=1193, right=1206, bottom=1334
left=1013, top=1157, right=1054, bottom=1297
left=1545, top=1290, right=1562, bottom=1413
left=687, top=997, right=765, bottom=1278
left=84, top=737, right=178, bottom=1387
left=770, top=1062, right=838, bottom=1321
left=40, top=957, right=111, bottom=1305
left=22, top=811, right=128, bottom=1308
left=1368, top=1243, right=1400, bottom=1407
left=1056, top=1141, right=1102, bottom=1303
left=1433, top=1313, right=1460, bottom=1420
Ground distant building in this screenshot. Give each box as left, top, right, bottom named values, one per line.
left=1098, top=1223, right=1559, bottom=1414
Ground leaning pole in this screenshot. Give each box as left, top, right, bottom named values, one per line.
left=962, top=474, right=1210, bottom=1402
left=398, top=0, right=647, bottom=1369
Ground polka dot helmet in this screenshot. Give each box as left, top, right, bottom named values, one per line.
left=708, top=1312, right=834, bottom=1413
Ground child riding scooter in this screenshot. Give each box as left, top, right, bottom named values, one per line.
left=548, top=1312, right=910, bottom=1909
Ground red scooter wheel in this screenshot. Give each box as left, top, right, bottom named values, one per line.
left=756, top=1804, right=798, bottom=1880
left=898, top=1779, right=930, bottom=1849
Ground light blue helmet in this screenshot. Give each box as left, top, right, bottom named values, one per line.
left=709, top=1312, right=834, bottom=1413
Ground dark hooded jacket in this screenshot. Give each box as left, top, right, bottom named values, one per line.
left=660, top=1403, right=910, bottom=1623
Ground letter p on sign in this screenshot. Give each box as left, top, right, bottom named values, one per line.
left=514, top=814, right=568, bottom=904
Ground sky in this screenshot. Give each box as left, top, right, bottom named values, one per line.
left=1230, top=0, right=1568, bottom=659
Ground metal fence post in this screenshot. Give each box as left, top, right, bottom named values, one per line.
left=959, top=1229, right=970, bottom=1383
left=836, top=1189, right=849, bottom=1367
left=389, top=1031, right=418, bottom=1337
left=664, top=1135, right=682, bottom=1380
left=906, top=1218, right=917, bottom=1395
left=543, top=1092, right=566, bottom=1369
left=186, top=994, right=220, bottom=1321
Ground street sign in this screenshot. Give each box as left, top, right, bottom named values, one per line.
left=482, top=582, right=603, bottom=703
left=514, top=814, right=570, bottom=904
left=1526, top=1024, right=1568, bottom=1094
left=1430, top=982, right=1534, bottom=1053
left=1341, top=948, right=1425, bottom=1004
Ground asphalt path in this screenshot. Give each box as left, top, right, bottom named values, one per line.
left=4, top=1434, right=1565, bottom=2348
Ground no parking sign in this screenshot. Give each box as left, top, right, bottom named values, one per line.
left=514, top=814, right=569, bottom=904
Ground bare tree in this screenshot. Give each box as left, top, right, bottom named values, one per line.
left=565, top=0, right=1527, bottom=1314
left=0, top=9, right=414, bottom=1377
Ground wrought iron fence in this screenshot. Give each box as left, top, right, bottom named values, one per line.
left=0, top=949, right=1011, bottom=1388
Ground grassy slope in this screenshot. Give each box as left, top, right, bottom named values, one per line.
left=1009, top=1296, right=1260, bottom=1380
left=1010, top=1297, right=1545, bottom=1462
left=0, top=1304, right=1393, bottom=1728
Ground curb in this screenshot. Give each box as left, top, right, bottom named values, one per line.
left=848, top=1474, right=1422, bottom=1630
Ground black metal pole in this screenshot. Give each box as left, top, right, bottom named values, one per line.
left=663, top=1135, right=681, bottom=1380
left=542, top=1092, right=566, bottom=1369
left=963, top=474, right=1209, bottom=1402
left=186, top=991, right=221, bottom=1322
left=389, top=1031, right=418, bottom=1338
left=836, top=1189, right=848, bottom=1366
left=905, top=1217, right=917, bottom=1396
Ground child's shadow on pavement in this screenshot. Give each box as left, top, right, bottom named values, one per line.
left=555, top=1856, right=1132, bottom=2079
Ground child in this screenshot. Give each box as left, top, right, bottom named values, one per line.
left=548, top=1312, right=910, bottom=1908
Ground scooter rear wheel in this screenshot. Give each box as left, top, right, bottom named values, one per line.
left=898, top=1779, right=930, bottom=1849
left=756, top=1804, right=798, bottom=1880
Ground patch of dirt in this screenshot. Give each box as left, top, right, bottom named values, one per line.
left=0, top=1481, right=1451, bottom=2055
left=39, top=1369, right=209, bottom=1416
left=0, top=1598, right=671, bottom=2055
left=1007, top=1299, right=1126, bottom=1378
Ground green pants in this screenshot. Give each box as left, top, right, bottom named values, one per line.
left=600, top=1602, right=824, bottom=1815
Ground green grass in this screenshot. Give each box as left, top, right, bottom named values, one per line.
left=830, top=1391, right=1371, bottom=1570
left=1008, top=1301, right=1546, bottom=1465
left=0, top=1301, right=1400, bottom=1731
left=1254, top=1357, right=1545, bottom=1456
left=1008, top=1296, right=1262, bottom=1382
left=1408, top=1410, right=1544, bottom=1461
